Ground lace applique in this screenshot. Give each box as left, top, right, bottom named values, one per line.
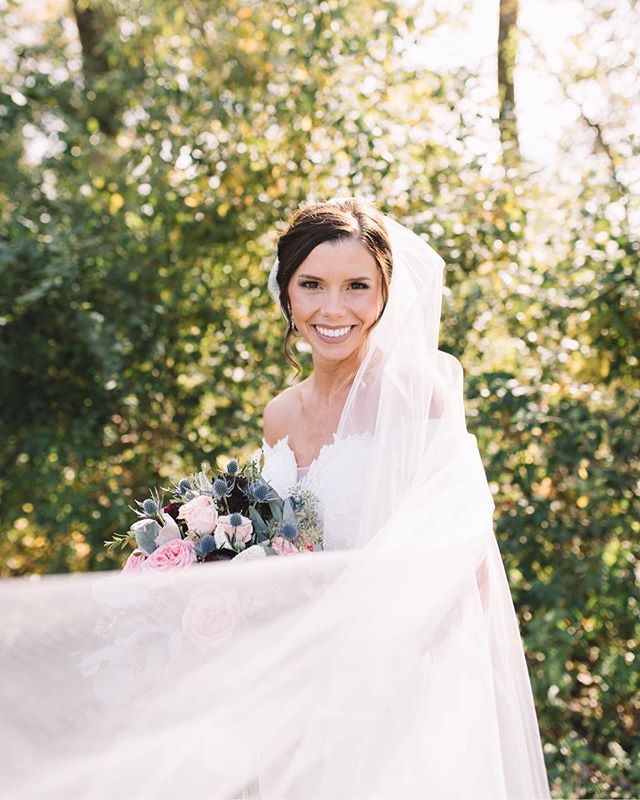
left=259, top=436, right=297, bottom=500
left=261, top=433, right=374, bottom=551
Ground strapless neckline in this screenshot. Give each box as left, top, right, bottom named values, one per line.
left=260, top=432, right=375, bottom=550
left=262, top=433, right=341, bottom=472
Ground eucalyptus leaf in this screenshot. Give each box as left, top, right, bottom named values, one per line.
left=247, top=506, right=268, bottom=534
left=132, top=519, right=160, bottom=555
left=283, top=498, right=296, bottom=524
left=268, top=500, right=283, bottom=521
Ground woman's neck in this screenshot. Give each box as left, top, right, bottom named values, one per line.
left=306, top=347, right=364, bottom=406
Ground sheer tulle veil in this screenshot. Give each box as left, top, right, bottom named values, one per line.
left=0, top=199, right=551, bottom=799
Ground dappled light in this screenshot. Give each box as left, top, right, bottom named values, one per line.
left=0, top=0, right=638, bottom=796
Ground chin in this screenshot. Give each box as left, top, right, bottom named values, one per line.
left=311, top=335, right=367, bottom=363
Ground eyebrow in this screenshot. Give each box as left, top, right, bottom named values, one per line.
left=297, top=274, right=372, bottom=281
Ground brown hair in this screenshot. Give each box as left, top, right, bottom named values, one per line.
left=275, top=197, right=393, bottom=376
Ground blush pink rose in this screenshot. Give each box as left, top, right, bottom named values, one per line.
left=218, top=514, right=253, bottom=545
left=178, top=495, right=219, bottom=535
left=181, top=591, right=238, bottom=651
left=122, top=550, right=147, bottom=573
left=143, top=538, right=197, bottom=571
left=272, top=536, right=298, bottom=556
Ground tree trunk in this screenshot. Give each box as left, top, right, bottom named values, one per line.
left=497, top=0, right=520, bottom=166
left=71, top=0, right=119, bottom=136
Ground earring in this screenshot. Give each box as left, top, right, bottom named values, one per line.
left=286, top=303, right=298, bottom=332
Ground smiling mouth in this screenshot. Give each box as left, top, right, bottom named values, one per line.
left=312, top=324, right=355, bottom=342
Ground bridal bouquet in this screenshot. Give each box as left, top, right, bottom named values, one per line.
left=106, top=453, right=323, bottom=572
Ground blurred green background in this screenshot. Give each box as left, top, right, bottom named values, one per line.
left=0, top=0, right=638, bottom=796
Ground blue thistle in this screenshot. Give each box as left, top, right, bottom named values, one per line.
left=198, top=534, right=217, bottom=557
left=142, top=498, right=159, bottom=516
left=227, top=459, right=239, bottom=476
left=213, top=478, right=230, bottom=498
left=178, top=478, right=192, bottom=494
left=290, top=496, right=303, bottom=512
left=253, top=482, right=270, bottom=502
left=229, top=512, right=243, bottom=527
left=280, top=523, right=298, bottom=542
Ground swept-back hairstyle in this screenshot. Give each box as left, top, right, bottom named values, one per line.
left=275, top=197, right=393, bottom=376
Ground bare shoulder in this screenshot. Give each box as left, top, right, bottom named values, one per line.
left=262, top=384, right=303, bottom=446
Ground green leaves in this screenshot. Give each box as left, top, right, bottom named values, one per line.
left=1, top=0, right=638, bottom=792
left=103, top=531, right=134, bottom=551
left=246, top=506, right=268, bottom=543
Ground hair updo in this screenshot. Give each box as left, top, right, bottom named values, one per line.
left=274, top=197, right=393, bottom=375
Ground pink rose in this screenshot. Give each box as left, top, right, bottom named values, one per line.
left=143, top=538, right=197, bottom=571
left=181, top=591, right=238, bottom=651
left=272, top=536, right=298, bottom=556
left=218, top=514, right=253, bottom=545
left=178, top=495, right=219, bottom=534
left=122, top=550, right=147, bottom=573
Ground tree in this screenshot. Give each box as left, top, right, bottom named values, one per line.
left=497, top=0, right=520, bottom=165
left=71, top=0, right=121, bottom=135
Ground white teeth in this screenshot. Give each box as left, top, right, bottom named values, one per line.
left=315, top=326, right=352, bottom=338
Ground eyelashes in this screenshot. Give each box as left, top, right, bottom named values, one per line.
left=299, top=281, right=370, bottom=290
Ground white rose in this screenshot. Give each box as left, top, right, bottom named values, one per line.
left=213, top=523, right=233, bottom=551
left=155, top=512, right=181, bottom=546
left=235, top=544, right=267, bottom=562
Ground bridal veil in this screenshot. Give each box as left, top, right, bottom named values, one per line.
left=0, top=199, right=551, bottom=799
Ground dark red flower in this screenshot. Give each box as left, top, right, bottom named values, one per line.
left=163, top=502, right=182, bottom=521
left=204, top=549, right=236, bottom=563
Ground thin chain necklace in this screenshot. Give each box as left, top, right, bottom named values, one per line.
left=298, top=378, right=352, bottom=441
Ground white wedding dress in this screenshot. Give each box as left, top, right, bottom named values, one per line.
left=0, top=206, right=551, bottom=800
left=257, top=423, right=550, bottom=799
left=261, top=432, right=374, bottom=551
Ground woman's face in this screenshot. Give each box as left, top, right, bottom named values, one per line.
left=288, top=237, right=383, bottom=363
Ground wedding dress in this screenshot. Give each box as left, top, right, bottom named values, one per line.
left=261, top=432, right=374, bottom=551
left=0, top=201, right=551, bottom=800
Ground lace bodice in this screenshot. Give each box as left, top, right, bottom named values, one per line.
left=260, top=432, right=374, bottom=551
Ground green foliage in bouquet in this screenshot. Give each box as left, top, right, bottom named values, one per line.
left=104, top=452, right=323, bottom=568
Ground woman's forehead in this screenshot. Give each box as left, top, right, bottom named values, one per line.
left=298, top=238, right=378, bottom=277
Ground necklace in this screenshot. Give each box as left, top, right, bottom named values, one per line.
left=298, top=379, right=352, bottom=442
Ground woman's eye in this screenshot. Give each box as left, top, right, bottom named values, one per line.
left=299, top=280, right=368, bottom=290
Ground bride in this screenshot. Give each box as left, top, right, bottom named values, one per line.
left=261, top=199, right=390, bottom=550
left=0, top=198, right=551, bottom=799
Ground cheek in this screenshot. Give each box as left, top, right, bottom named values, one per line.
left=352, top=291, right=382, bottom=322
left=288, top=288, right=313, bottom=318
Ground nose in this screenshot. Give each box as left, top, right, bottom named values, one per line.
left=321, top=288, right=346, bottom=318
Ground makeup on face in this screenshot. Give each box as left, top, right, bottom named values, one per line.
left=288, top=239, right=382, bottom=356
